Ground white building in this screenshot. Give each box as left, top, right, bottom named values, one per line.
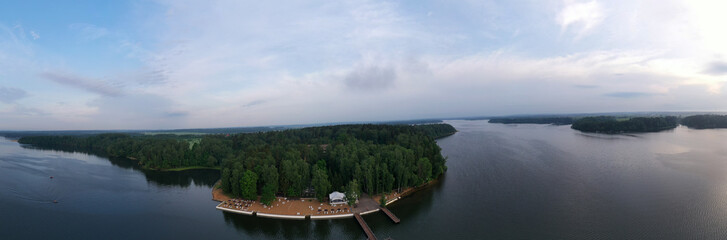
left=329, top=191, right=346, bottom=205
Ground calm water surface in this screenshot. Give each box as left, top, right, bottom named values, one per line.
left=2, top=120, right=727, bottom=239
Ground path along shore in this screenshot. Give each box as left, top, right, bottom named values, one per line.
left=212, top=179, right=437, bottom=220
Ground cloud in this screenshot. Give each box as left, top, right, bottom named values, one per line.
left=574, top=84, right=599, bottom=89
left=29, top=31, right=39, bottom=40
left=703, top=61, right=727, bottom=76
left=0, top=87, right=28, bottom=103
left=164, top=111, right=188, bottom=118
left=40, top=71, right=123, bottom=97
left=242, top=99, right=267, bottom=108
left=5, top=0, right=727, bottom=130
left=343, top=65, right=396, bottom=91
left=69, top=23, right=110, bottom=40
left=556, top=0, right=605, bottom=39
left=85, top=93, right=188, bottom=129
left=603, top=92, right=654, bottom=98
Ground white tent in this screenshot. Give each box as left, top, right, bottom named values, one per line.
left=329, top=191, right=346, bottom=205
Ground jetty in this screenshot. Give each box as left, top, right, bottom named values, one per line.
left=379, top=207, right=400, bottom=223
left=354, top=213, right=377, bottom=240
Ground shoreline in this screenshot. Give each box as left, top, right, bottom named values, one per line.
left=212, top=176, right=441, bottom=220
left=162, top=166, right=220, bottom=172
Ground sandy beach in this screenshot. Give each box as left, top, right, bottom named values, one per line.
left=213, top=179, right=438, bottom=219
left=218, top=197, right=354, bottom=218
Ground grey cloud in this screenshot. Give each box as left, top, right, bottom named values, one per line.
left=165, top=111, right=188, bottom=118
left=41, top=71, right=123, bottom=97
left=0, top=87, right=28, bottom=103
left=703, top=61, right=727, bottom=76
left=344, top=65, right=396, bottom=91
left=573, top=84, right=599, bottom=89
left=88, top=93, right=187, bottom=129
left=603, top=92, right=653, bottom=98
left=242, top=99, right=267, bottom=108
left=126, top=68, right=170, bottom=86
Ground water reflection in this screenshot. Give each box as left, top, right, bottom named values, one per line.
left=313, top=218, right=332, bottom=239
left=222, top=212, right=317, bottom=238
left=107, top=157, right=220, bottom=188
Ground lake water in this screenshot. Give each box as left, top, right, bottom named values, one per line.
left=2, top=120, right=727, bottom=239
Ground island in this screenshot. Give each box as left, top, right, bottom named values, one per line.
left=570, top=116, right=678, bottom=133
left=680, top=114, right=727, bottom=129
left=488, top=117, right=574, bottom=125
left=18, top=123, right=457, bottom=220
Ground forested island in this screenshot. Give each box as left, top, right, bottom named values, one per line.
left=18, top=123, right=456, bottom=204
left=570, top=116, right=678, bottom=133
left=488, top=117, right=574, bottom=125
left=680, top=115, right=727, bottom=129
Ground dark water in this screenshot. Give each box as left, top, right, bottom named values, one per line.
left=2, top=120, right=727, bottom=239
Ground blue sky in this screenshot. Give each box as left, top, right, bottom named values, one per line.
left=1, top=0, right=726, bottom=130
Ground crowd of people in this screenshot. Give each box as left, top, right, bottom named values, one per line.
left=222, top=199, right=252, bottom=211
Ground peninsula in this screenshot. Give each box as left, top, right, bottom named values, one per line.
left=570, top=116, right=679, bottom=133
left=17, top=123, right=456, bottom=219
left=680, top=114, right=727, bottom=129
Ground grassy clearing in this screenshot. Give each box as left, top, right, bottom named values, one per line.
left=186, top=138, right=202, bottom=149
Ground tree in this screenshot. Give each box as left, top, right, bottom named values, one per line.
left=231, top=168, right=242, bottom=197
left=345, top=180, right=360, bottom=207
left=206, top=155, right=217, bottom=167
left=220, top=168, right=231, bottom=192
left=417, top=157, right=432, bottom=183
left=259, top=164, right=279, bottom=194
left=240, top=170, right=258, bottom=200
left=261, top=184, right=276, bottom=206
left=312, top=167, right=331, bottom=202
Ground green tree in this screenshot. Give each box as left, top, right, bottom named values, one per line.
left=240, top=170, right=258, bottom=200
left=206, top=155, right=217, bottom=167
left=231, top=168, right=242, bottom=197
left=345, top=179, right=360, bottom=207
left=220, top=168, right=231, bottom=193
left=261, top=184, right=276, bottom=206
left=417, top=157, right=432, bottom=182
left=257, top=164, right=279, bottom=194
left=312, top=167, right=331, bottom=201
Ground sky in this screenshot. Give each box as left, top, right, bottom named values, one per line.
left=1, top=0, right=727, bottom=130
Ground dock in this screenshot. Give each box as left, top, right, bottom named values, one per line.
left=354, top=213, right=377, bottom=240
left=379, top=207, right=400, bottom=223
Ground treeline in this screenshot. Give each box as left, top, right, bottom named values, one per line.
left=412, top=124, right=457, bottom=139
left=18, top=134, right=212, bottom=169
left=18, top=124, right=455, bottom=204
left=571, top=116, right=678, bottom=133
left=680, top=115, right=727, bottom=129
left=488, top=117, right=574, bottom=125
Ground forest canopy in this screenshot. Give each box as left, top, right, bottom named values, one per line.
left=18, top=123, right=456, bottom=203
left=680, top=115, right=727, bottom=129
left=570, top=116, right=678, bottom=133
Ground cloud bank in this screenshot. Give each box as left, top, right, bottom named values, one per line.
left=0, top=87, right=28, bottom=103
left=0, top=0, right=726, bottom=130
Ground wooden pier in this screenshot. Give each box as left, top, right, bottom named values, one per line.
left=354, top=213, right=377, bottom=240
left=379, top=207, right=400, bottom=223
